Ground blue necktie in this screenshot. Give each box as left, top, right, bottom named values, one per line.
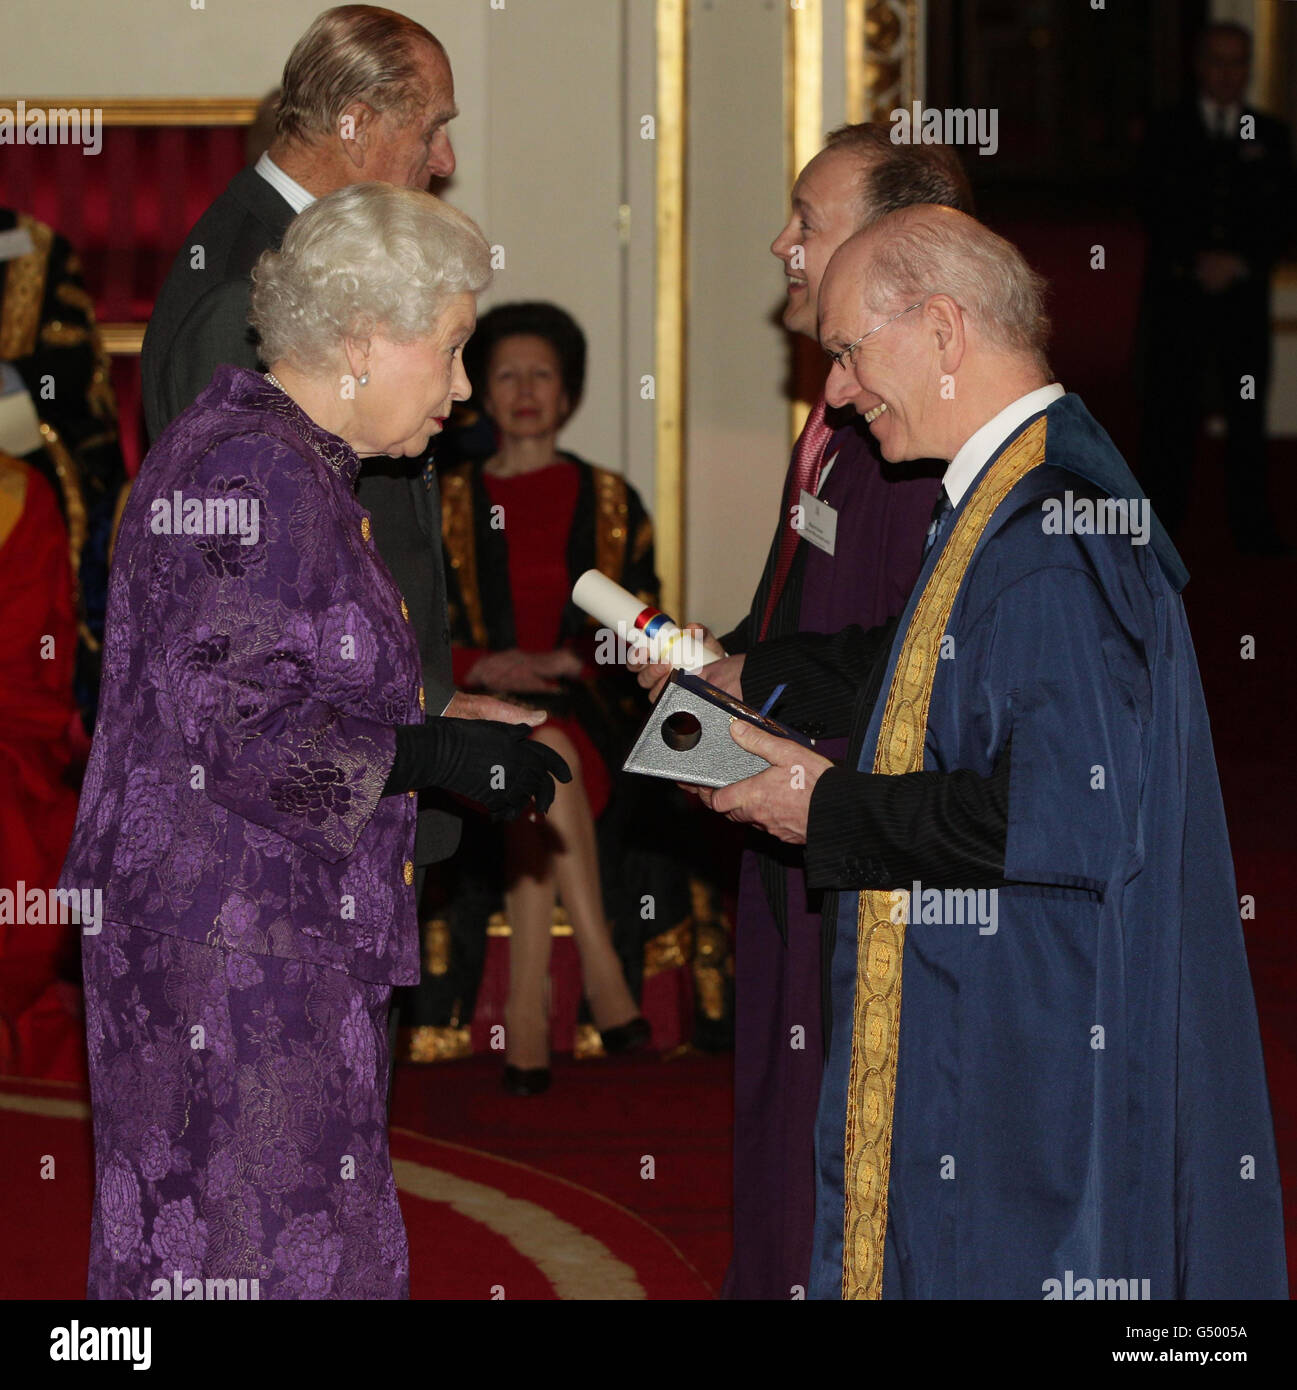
left=923, top=486, right=953, bottom=560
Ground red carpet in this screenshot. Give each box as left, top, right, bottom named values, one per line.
left=0, top=1057, right=726, bottom=1300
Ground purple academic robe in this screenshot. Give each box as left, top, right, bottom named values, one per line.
left=60, top=365, right=423, bottom=1299
left=723, top=415, right=939, bottom=1299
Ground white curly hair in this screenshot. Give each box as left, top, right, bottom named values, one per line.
left=250, top=181, right=492, bottom=373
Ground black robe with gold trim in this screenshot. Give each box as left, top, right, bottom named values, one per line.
left=394, top=452, right=733, bottom=1055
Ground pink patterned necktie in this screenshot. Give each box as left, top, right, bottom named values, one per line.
left=758, top=395, right=835, bottom=640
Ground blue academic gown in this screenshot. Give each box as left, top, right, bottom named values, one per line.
left=809, top=394, right=1288, bottom=1300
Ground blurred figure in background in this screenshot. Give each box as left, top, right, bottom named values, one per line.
left=0, top=449, right=79, bottom=1075
left=0, top=204, right=128, bottom=730
left=0, top=206, right=127, bottom=1079
left=425, top=302, right=668, bottom=1094
left=1139, top=20, right=1296, bottom=554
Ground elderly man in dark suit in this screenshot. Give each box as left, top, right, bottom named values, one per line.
left=142, top=4, right=537, bottom=1071
left=1138, top=19, right=1296, bottom=554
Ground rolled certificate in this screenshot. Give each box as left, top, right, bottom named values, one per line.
left=572, top=569, right=726, bottom=672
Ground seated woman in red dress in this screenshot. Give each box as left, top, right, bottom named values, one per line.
left=435, top=303, right=665, bottom=1093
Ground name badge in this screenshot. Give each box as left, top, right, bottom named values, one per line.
left=799, top=488, right=837, bottom=556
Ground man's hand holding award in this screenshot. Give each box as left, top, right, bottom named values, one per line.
left=571, top=571, right=833, bottom=842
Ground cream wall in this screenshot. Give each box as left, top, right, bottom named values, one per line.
left=7, top=0, right=833, bottom=623
left=7, top=0, right=638, bottom=503
left=683, top=0, right=798, bottom=629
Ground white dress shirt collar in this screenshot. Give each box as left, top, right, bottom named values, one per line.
left=942, top=383, right=1064, bottom=508
left=1199, top=97, right=1241, bottom=138
left=255, top=152, right=315, bottom=215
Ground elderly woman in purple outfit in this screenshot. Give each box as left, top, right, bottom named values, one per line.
left=59, top=183, right=568, bottom=1300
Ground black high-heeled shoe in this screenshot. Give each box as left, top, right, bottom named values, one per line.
left=502, top=1064, right=551, bottom=1096
left=599, top=1016, right=652, bottom=1055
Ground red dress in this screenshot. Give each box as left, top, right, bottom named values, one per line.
left=0, top=460, right=80, bottom=1077
left=451, top=461, right=612, bottom=818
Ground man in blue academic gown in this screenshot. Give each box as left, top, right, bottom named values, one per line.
left=689, top=206, right=1287, bottom=1299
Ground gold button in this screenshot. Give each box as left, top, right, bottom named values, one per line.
left=418, top=685, right=425, bottom=711
left=407, top=789, right=416, bottom=799
left=360, top=517, right=371, bottom=541
left=400, top=599, right=410, bottom=622
left=403, top=860, right=414, bottom=886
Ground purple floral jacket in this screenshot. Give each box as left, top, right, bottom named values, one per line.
left=59, top=365, right=423, bottom=984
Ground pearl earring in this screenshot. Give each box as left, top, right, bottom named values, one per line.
left=358, top=371, right=370, bottom=387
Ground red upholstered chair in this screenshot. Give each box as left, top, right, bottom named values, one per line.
left=0, top=117, right=251, bottom=473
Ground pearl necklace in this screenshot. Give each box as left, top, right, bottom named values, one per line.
left=262, top=372, right=351, bottom=475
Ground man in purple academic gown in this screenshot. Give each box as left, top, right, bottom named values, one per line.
left=641, top=126, right=970, bottom=1298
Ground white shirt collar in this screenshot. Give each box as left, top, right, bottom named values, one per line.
left=255, top=152, right=315, bottom=215
left=942, top=383, right=1064, bottom=507
left=1199, top=97, right=1241, bottom=137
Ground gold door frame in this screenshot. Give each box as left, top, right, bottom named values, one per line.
left=1, top=97, right=262, bottom=358
left=654, top=0, right=687, bottom=619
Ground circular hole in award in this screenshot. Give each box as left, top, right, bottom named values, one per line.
left=661, top=710, right=702, bottom=752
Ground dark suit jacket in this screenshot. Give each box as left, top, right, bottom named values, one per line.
left=1140, top=101, right=1296, bottom=294
left=141, top=165, right=461, bottom=866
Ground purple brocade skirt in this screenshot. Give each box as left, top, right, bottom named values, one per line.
left=82, top=919, right=408, bottom=1300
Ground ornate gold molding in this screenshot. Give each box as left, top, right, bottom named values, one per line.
left=655, top=0, right=687, bottom=620
left=1253, top=0, right=1290, bottom=124
left=847, top=0, right=920, bottom=126
left=0, top=98, right=260, bottom=126
left=98, top=322, right=146, bottom=356
left=786, top=0, right=823, bottom=447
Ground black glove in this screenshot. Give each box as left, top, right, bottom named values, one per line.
left=382, top=719, right=572, bottom=822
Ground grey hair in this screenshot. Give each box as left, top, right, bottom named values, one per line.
left=275, top=5, right=445, bottom=142
left=250, top=182, right=492, bottom=374
left=862, top=205, right=1050, bottom=368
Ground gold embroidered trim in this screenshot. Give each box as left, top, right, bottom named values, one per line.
left=643, top=917, right=693, bottom=977
left=397, top=1025, right=472, bottom=1063
left=54, top=282, right=94, bottom=314
left=0, top=215, right=53, bottom=359
left=593, top=468, right=630, bottom=581
left=422, top=916, right=450, bottom=976
left=573, top=1022, right=606, bottom=1059
left=0, top=451, right=30, bottom=551
left=39, top=320, right=91, bottom=348
left=37, top=419, right=86, bottom=594
left=630, top=514, right=654, bottom=567
left=440, top=466, right=488, bottom=647
left=841, top=414, right=1048, bottom=1300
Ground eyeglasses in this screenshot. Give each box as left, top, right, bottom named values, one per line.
left=824, top=299, right=924, bottom=371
